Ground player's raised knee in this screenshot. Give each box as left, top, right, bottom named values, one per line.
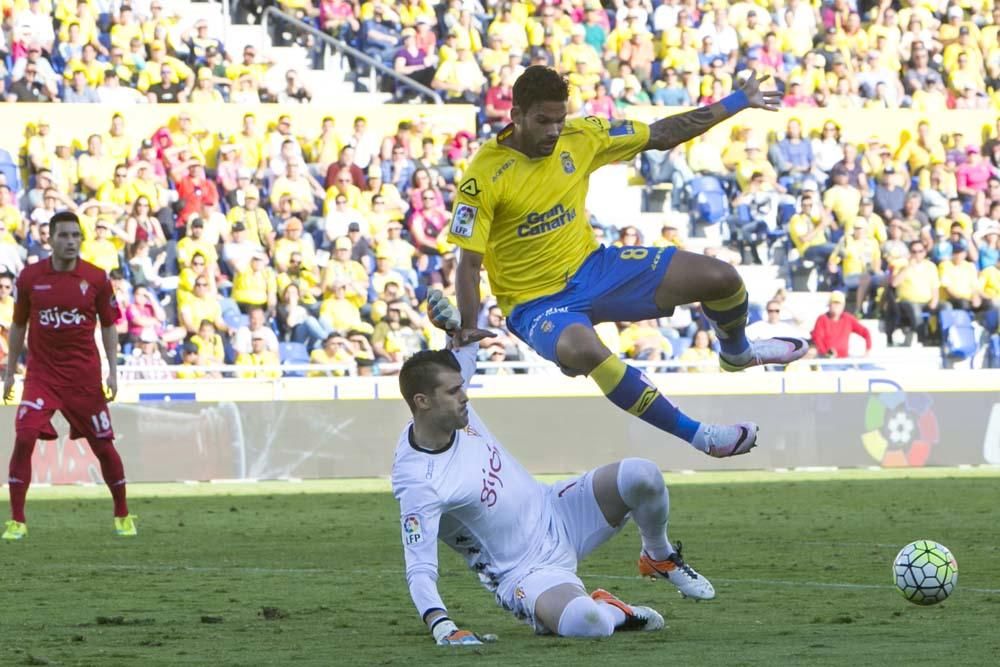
left=556, top=597, right=615, bottom=638
left=618, top=457, right=665, bottom=499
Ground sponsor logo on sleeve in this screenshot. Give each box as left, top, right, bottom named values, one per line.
left=608, top=120, right=636, bottom=138
left=459, top=178, right=481, bottom=197
left=403, top=514, right=423, bottom=544
left=451, top=204, right=478, bottom=238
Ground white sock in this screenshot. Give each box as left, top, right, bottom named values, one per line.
left=618, top=458, right=673, bottom=561
left=594, top=600, right=627, bottom=627
left=556, top=596, right=616, bottom=638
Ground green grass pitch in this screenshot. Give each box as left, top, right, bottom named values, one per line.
left=2, top=468, right=999, bottom=666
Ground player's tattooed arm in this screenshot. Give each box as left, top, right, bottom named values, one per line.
left=644, top=72, right=782, bottom=151
left=644, top=104, right=730, bottom=151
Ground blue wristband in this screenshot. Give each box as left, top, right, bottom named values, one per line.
left=721, top=89, right=750, bottom=114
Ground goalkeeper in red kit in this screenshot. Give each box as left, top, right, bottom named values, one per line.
left=2, top=211, right=136, bottom=540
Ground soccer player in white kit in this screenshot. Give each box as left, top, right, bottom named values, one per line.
left=392, top=292, right=715, bottom=645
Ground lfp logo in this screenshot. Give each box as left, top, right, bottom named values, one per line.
left=861, top=379, right=939, bottom=467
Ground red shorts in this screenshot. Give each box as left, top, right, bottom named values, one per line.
left=15, top=382, right=115, bottom=442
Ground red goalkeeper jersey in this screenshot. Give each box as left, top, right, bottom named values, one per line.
left=12, top=258, right=117, bottom=388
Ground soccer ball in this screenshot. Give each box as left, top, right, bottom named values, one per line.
left=892, top=540, right=958, bottom=605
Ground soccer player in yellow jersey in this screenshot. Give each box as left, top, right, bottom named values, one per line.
left=447, top=66, right=807, bottom=458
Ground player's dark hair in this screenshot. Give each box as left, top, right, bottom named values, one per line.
left=49, top=211, right=81, bottom=235
left=512, top=66, right=569, bottom=112
left=399, top=350, right=461, bottom=412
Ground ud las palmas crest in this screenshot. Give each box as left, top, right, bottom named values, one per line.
left=560, top=151, right=575, bottom=174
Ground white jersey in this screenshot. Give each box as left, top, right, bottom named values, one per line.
left=391, top=343, right=551, bottom=620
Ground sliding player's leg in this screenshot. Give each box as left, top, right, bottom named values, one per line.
left=591, top=460, right=715, bottom=600
left=530, top=577, right=664, bottom=637
left=653, top=250, right=808, bottom=371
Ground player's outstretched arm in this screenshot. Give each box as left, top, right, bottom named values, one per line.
left=644, top=71, right=782, bottom=152
left=427, top=288, right=494, bottom=385
left=455, top=249, right=484, bottom=334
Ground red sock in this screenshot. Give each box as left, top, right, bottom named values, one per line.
left=8, top=434, right=36, bottom=523
left=89, top=439, right=129, bottom=517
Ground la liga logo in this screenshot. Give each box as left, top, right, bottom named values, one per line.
left=861, top=379, right=939, bottom=467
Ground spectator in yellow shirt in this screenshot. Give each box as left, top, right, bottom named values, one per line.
left=232, top=251, right=278, bottom=314
left=273, top=217, right=316, bottom=272
left=176, top=218, right=219, bottom=269
left=309, top=334, right=355, bottom=377
left=95, top=164, right=131, bottom=207
left=322, top=237, right=369, bottom=307
left=619, top=320, right=673, bottom=365
left=175, top=343, right=206, bottom=380
left=227, top=186, right=275, bottom=251
left=77, top=134, right=115, bottom=196
left=190, top=319, right=226, bottom=367
left=678, top=329, right=720, bottom=373
left=431, top=44, right=486, bottom=103
left=0, top=186, right=25, bottom=241
left=179, top=278, right=228, bottom=335
left=277, top=251, right=322, bottom=308
left=890, top=241, right=940, bottom=346
left=789, top=190, right=836, bottom=265
left=80, top=220, right=119, bottom=273
left=319, top=280, right=364, bottom=333
left=652, top=222, right=684, bottom=249
left=827, top=218, right=885, bottom=314
left=236, top=333, right=281, bottom=379
left=938, top=241, right=981, bottom=311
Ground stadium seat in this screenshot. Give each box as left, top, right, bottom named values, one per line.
left=685, top=176, right=729, bottom=235
left=939, top=309, right=977, bottom=367
left=983, top=334, right=1000, bottom=369
left=278, top=342, right=310, bottom=377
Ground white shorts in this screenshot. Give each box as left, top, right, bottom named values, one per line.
left=495, top=467, right=627, bottom=633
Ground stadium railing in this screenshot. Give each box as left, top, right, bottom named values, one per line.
left=261, top=6, right=443, bottom=104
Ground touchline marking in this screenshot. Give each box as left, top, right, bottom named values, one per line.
left=68, top=565, right=1000, bottom=595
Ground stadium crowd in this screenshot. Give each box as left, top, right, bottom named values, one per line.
left=0, top=0, right=998, bottom=377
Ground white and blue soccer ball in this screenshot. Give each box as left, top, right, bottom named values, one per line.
left=892, top=540, right=958, bottom=605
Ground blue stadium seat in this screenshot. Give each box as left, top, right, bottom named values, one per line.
left=686, top=176, right=729, bottom=228
left=939, top=309, right=977, bottom=366
left=278, top=342, right=310, bottom=377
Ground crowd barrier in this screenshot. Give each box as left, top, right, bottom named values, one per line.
left=2, top=369, right=998, bottom=484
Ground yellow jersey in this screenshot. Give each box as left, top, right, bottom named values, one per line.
left=447, top=116, right=650, bottom=314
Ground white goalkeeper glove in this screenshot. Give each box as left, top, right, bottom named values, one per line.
left=432, top=618, right=483, bottom=646
left=427, top=288, right=461, bottom=332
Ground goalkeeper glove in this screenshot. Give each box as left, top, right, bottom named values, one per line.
left=427, top=288, right=461, bottom=332
left=432, top=618, right=483, bottom=646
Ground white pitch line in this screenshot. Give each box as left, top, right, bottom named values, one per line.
left=65, top=564, right=1000, bottom=595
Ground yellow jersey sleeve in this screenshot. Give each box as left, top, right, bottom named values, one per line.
left=579, top=116, right=651, bottom=173
left=446, top=160, right=497, bottom=255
